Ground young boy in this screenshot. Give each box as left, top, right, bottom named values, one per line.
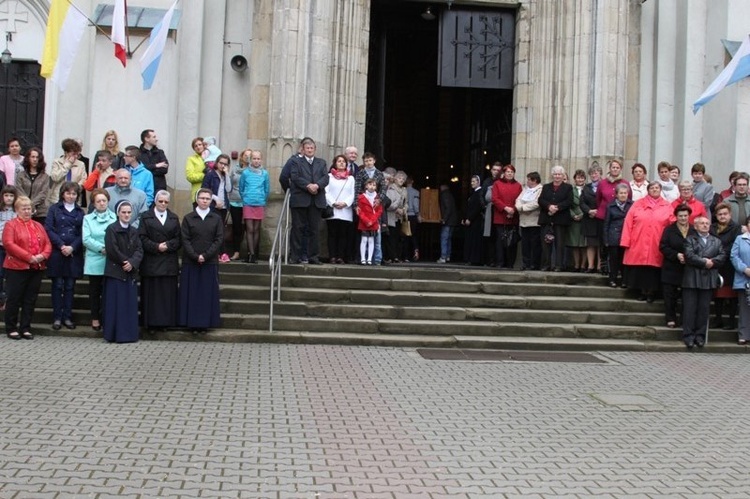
left=355, top=152, right=387, bottom=264
left=357, top=178, right=383, bottom=265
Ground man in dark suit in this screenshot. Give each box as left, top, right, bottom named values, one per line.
left=289, top=138, right=329, bottom=264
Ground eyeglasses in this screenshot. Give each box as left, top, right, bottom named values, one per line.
left=156, top=200, right=169, bottom=204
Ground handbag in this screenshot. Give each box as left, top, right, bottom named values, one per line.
left=401, top=217, right=412, bottom=237
left=322, top=177, right=349, bottom=220
left=501, top=225, right=519, bottom=248
left=543, top=224, right=555, bottom=244
left=223, top=209, right=233, bottom=246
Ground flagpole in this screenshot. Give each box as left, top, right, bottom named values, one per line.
left=65, top=0, right=113, bottom=41
left=124, top=0, right=131, bottom=58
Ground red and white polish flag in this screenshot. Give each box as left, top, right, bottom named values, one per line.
left=112, top=0, right=127, bottom=66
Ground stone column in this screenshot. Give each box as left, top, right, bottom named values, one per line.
left=250, top=0, right=369, bottom=192
left=513, top=0, right=640, bottom=178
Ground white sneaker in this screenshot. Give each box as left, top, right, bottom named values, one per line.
left=437, top=257, right=446, bottom=263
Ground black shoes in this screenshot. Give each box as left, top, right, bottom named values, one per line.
left=52, top=321, right=62, bottom=330
left=63, top=320, right=75, bottom=330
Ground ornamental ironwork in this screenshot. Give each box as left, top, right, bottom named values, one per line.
left=439, top=9, right=515, bottom=89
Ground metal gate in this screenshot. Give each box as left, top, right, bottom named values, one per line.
left=0, top=60, right=45, bottom=149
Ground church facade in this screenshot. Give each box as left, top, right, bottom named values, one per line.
left=1, top=0, right=748, bottom=212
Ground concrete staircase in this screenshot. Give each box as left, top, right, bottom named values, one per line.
left=20, top=263, right=747, bottom=352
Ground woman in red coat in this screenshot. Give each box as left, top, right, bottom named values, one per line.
left=621, top=181, right=673, bottom=302
left=491, top=164, right=523, bottom=268
left=2, top=196, right=52, bottom=339
left=669, top=180, right=707, bottom=224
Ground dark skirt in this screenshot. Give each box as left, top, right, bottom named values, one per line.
left=179, top=262, right=221, bottom=329
left=103, top=277, right=140, bottom=343
left=141, top=276, right=179, bottom=328
left=625, top=265, right=661, bottom=293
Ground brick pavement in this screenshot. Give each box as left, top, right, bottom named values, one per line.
left=1, top=338, right=750, bottom=498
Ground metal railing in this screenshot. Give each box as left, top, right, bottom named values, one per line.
left=268, top=190, right=291, bottom=333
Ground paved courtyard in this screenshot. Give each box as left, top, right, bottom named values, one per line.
left=1, top=338, right=750, bottom=498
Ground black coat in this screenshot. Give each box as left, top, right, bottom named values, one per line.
left=139, top=145, right=169, bottom=192
left=602, top=200, right=633, bottom=247
left=711, top=220, right=742, bottom=288
left=138, top=208, right=181, bottom=277
left=683, top=233, right=727, bottom=289
left=579, top=183, right=599, bottom=238
left=465, top=188, right=484, bottom=223
left=104, top=222, right=143, bottom=281
left=439, top=188, right=459, bottom=227
left=659, top=223, right=693, bottom=286
left=538, top=182, right=573, bottom=226
left=181, top=210, right=223, bottom=264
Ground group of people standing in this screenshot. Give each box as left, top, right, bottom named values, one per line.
left=280, top=138, right=419, bottom=266
left=0, top=133, right=231, bottom=343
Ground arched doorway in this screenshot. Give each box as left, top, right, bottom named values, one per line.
left=365, top=1, right=515, bottom=260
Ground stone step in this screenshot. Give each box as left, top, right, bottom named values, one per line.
left=220, top=314, right=740, bottom=343
left=220, top=262, right=612, bottom=286
left=218, top=299, right=662, bottom=327
left=268, top=275, right=628, bottom=299
left=25, top=327, right=747, bottom=353
left=263, top=287, right=661, bottom=313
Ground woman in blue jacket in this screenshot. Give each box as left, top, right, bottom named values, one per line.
left=238, top=150, right=269, bottom=263
left=45, top=181, right=85, bottom=330
left=82, top=189, right=116, bottom=331
left=730, top=215, right=750, bottom=344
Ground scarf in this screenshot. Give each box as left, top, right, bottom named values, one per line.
left=331, top=168, right=349, bottom=180
left=658, top=178, right=676, bottom=194
left=519, top=185, right=540, bottom=203
left=615, top=200, right=627, bottom=211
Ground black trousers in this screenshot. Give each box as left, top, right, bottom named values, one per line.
left=229, top=205, right=244, bottom=254
left=520, top=226, right=541, bottom=270
left=89, top=275, right=104, bottom=322
left=4, top=269, right=44, bottom=333
left=662, top=283, right=681, bottom=323
left=327, top=219, right=352, bottom=260
left=541, top=224, right=566, bottom=270
left=682, top=288, right=712, bottom=344
left=291, top=205, right=321, bottom=262
left=494, top=225, right=518, bottom=268
left=608, top=245, right=625, bottom=283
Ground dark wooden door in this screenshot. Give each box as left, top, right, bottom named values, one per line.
left=0, top=61, right=45, bottom=150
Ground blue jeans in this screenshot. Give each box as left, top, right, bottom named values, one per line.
left=374, top=229, right=382, bottom=264
left=440, top=225, right=454, bottom=260
left=51, top=276, right=76, bottom=322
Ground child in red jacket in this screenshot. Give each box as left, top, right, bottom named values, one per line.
left=357, top=178, right=383, bottom=265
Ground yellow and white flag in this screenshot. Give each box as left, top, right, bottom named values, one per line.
left=40, top=0, right=88, bottom=91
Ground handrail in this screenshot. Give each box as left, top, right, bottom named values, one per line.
left=268, top=189, right=291, bottom=333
